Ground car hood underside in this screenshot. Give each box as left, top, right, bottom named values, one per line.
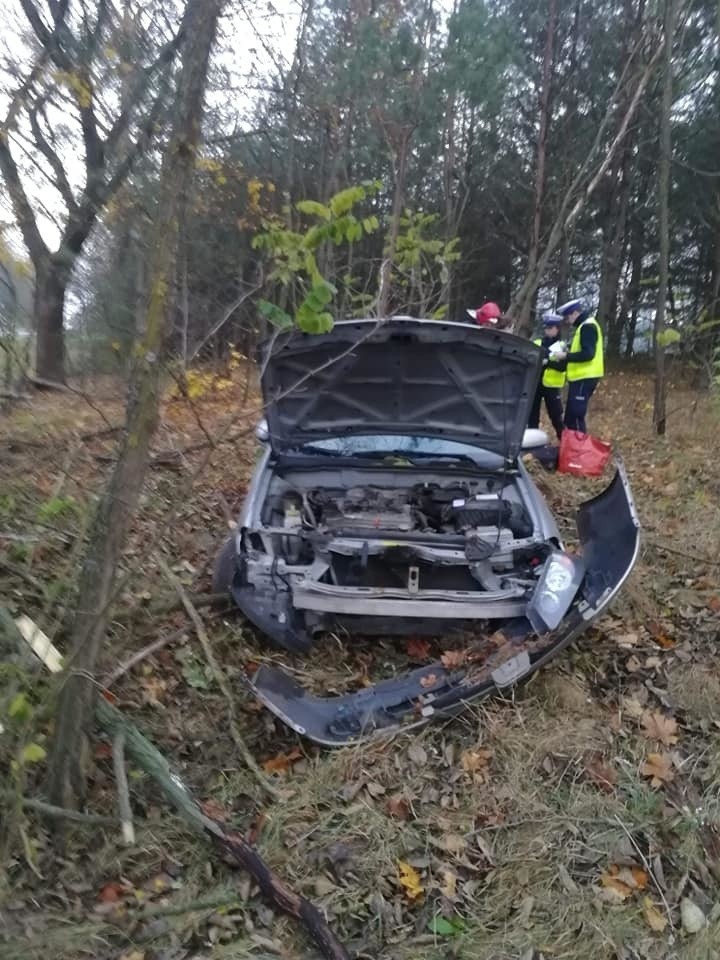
left=259, top=317, right=543, bottom=463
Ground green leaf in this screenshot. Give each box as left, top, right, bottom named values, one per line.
left=296, top=199, right=331, bottom=220
left=345, top=220, right=363, bottom=243
left=296, top=307, right=334, bottom=334
left=362, top=216, right=379, bottom=234
left=431, top=304, right=449, bottom=320
left=8, top=692, right=32, bottom=722
left=657, top=328, right=681, bottom=347
left=22, top=743, right=46, bottom=764
left=428, top=916, right=462, bottom=936
left=182, top=660, right=210, bottom=690
left=258, top=300, right=293, bottom=329
left=37, top=496, right=77, bottom=522
left=329, top=186, right=365, bottom=216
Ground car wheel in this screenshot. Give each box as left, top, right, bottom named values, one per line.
left=212, top=535, right=237, bottom=594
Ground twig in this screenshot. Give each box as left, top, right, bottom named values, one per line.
left=21, top=797, right=117, bottom=826
left=104, top=625, right=189, bottom=686
left=645, top=538, right=720, bottom=567
left=156, top=558, right=280, bottom=800
left=613, top=814, right=674, bottom=932
left=113, top=731, right=135, bottom=845
left=113, top=590, right=230, bottom=622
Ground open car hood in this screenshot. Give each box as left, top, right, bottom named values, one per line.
left=259, top=318, right=543, bottom=463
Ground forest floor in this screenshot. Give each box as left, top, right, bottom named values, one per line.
left=1, top=364, right=719, bottom=960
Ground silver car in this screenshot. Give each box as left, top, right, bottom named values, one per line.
left=214, top=318, right=640, bottom=745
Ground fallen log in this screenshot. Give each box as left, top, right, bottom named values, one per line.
left=13, top=613, right=351, bottom=960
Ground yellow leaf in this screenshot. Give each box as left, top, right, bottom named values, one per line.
left=461, top=748, right=493, bottom=781
left=397, top=860, right=424, bottom=901
left=643, top=896, right=668, bottom=932
left=641, top=752, right=675, bottom=788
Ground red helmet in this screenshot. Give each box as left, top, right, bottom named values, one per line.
left=475, top=301, right=502, bottom=326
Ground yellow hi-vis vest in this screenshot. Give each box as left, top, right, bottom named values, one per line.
left=566, top=317, right=604, bottom=382
left=534, top=338, right=567, bottom=388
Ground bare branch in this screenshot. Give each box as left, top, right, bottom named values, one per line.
left=0, top=134, right=49, bottom=266
left=105, top=30, right=185, bottom=158
left=28, top=105, right=77, bottom=215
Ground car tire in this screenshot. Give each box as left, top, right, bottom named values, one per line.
left=212, top=535, right=237, bottom=594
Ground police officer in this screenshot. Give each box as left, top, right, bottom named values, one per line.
left=556, top=298, right=604, bottom=433
left=529, top=311, right=566, bottom=440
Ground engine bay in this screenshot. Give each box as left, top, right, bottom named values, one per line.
left=262, top=475, right=534, bottom=540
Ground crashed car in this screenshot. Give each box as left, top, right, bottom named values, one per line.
left=214, top=317, right=640, bottom=745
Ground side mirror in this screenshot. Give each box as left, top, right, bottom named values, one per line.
left=522, top=427, right=549, bottom=450
left=255, top=418, right=269, bottom=443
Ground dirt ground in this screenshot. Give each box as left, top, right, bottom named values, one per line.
left=1, top=364, right=719, bottom=960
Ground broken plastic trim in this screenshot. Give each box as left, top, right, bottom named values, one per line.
left=247, top=460, right=640, bottom=745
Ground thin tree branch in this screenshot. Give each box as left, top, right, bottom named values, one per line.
left=112, top=731, right=135, bottom=845
left=21, top=797, right=117, bottom=826
left=156, top=557, right=280, bottom=801
left=28, top=105, right=78, bottom=215
left=0, top=135, right=50, bottom=266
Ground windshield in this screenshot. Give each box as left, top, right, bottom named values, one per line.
left=298, top=434, right=505, bottom=468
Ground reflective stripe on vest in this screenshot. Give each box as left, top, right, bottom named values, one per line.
left=533, top=338, right=567, bottom=388
left=566, top=317, right=604, bottom=382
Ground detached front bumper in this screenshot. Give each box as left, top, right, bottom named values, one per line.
left=247, top=461, right=640, bottom=746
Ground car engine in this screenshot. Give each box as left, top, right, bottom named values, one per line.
left=292, top=482, right=534, bottom=539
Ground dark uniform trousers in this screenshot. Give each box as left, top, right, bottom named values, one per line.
left=563, top=378, right=599, bottom=433
left=529, top=385, right=564, bottom=440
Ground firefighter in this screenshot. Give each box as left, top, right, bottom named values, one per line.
left=466, top=301, right=502, bottom=326
left=556, top=298, right=604, bottom=433
left=528, top=311, right=566, bottom=440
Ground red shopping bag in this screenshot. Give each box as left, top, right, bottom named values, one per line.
left=558, top=429, right=611, bottom=477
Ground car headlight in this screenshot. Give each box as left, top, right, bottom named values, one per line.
left=527, top=551, right=585, bottom=633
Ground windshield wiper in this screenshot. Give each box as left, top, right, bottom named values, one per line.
left=295, top=446, right=480, bottom=466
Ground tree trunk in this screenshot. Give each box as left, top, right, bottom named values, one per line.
left=654, top=0, right=675, bottom=436
left=377, top=130, right=410, bottom=318
left=34, top=264, right=68, bottom=383
left=556, top=230, right=570, bottom=305
left=518, top=0, right=557, bottom=331
left=619, top=223, right=643, bottom=357
left=47, top=0, right=224, bottom=812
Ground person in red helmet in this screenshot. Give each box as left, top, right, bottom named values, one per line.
left=466, top=301, right=509, bottom=328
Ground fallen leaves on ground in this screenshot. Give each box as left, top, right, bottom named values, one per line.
left=98, top=881, right=130, bottom=903
left=397, top=860, right=424, bottom=900
left=440, top=869, right=457, bottom=899
left=642, top=896, right=668, bottom=932
left=440, top=649, right=468, bottom=669
left=461, top=748, right=493, bottom=782
left=386, top=793, right=411, bottom=820
left=200, top=798, right=230, bottom=822
left=641, top=752, right=675, bottom=788
left=641, top=711, right=679, bottom=746
left=680, top=897, right=706, bottom=933
left=406, top=637, right=431, bottom=660
left=139, top=675, right=167, bottom=706
left=583, top=752, right=618, bottom=793
left=262, top=746, right=302, bottom=774
left=599, top=864, right=648, bottom=901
